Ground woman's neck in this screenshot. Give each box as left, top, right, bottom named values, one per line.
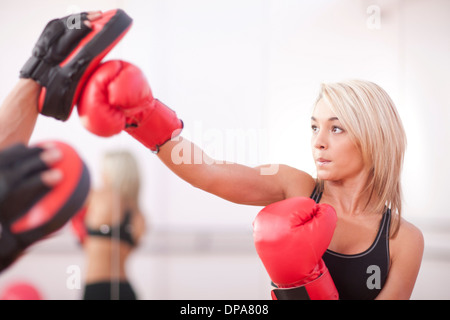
left=323, top=171, right=378, bottom=216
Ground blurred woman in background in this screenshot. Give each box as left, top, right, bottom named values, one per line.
left=80, top=150, right=146, bottom=300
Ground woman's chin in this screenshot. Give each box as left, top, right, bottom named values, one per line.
left=316, top=171, right=335, bottom=181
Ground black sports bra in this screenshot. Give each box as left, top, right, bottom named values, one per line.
left=311, top=185, right=391, bottom=300
left=86, top=210, right=136, bottom=247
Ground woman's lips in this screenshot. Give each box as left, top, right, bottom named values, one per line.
left=316, top=158, right=331, bottom=166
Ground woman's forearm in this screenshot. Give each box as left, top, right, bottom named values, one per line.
left=0, top=79, right=40, bottom=148
left=157, top=136, right=285, bottom=205
left=158, top=136, right=219, bottom=190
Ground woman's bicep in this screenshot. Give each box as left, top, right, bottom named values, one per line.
left=201, top=163, right=285, bottom=206
left=205, top=163, right=315, bottom=206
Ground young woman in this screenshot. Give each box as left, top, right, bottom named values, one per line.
left=81, top=150, right=146, bottom=300
left=79, top=58, right=425, bottom=299
left=154, top=79, right=424, bottom=300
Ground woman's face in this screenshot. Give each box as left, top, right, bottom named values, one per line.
left=311, top=99, right=366, bottom=182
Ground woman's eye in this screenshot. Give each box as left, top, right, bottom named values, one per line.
left=332, top=126, right=343, bottom=133
left=311, top=125, right=319, bottom=133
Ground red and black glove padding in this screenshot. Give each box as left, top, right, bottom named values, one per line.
left=0, top=142, right=90, bottom=272
left=20, top=9, right=132, bottom=121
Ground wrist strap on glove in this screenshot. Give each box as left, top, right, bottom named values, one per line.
left=271, top=268, right=339, bottom=300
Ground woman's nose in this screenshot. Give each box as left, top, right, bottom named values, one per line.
left=313, top=131, right=328, bottom=150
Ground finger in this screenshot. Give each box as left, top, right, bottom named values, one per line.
left=86, top=11, right=102, bottom=21
left=0, top=144, right=40, bottom=168
left=11, top=155, right=48, bottom=185
left=83, top=20, right=92, bottom=28
left=40, top=169, right=63, bottom=187
left=40, top=146, right=63, bottom=167
left=0, top=173, right=51, bottom=224
left=81, top=11, right=102, bottom=29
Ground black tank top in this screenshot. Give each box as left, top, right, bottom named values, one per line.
left=311, top=186, right=391, bottom=300
left=86, top=210, right=136, bottom=247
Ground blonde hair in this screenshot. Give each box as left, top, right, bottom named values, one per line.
left=315, top=79, right=406, bottom=237
left=101, top=150, right=141, bottom=206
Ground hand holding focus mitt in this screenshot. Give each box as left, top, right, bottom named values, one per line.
left=20, top=9, right=132, bottom=121
left=0, top=142, right=90, bottom=272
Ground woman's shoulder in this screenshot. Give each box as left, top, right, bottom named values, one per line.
left=390, top=217, right=424, bottom=261
left=276, top=164, right=316, bottom=198
left=396, top=218, right=423, bottom=243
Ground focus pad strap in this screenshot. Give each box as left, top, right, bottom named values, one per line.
left=20, top=13, right=90, bottom=84
left=0, top=144, right=49, bottom=211
left=272, top=286, right=310, bottom=300
left=271, top=269, right=339, bottom=300
left=43, top=13, right=90, bottom=62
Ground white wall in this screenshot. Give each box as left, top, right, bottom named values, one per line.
left=0, top=0, right=449, bottom=300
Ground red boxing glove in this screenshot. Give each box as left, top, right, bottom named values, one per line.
left=253, top=197, right=339, bottom=300
left=77, top=60, right=183, bottom=153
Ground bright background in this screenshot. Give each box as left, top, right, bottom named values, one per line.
left=0, top=0, right=449, bottom=300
